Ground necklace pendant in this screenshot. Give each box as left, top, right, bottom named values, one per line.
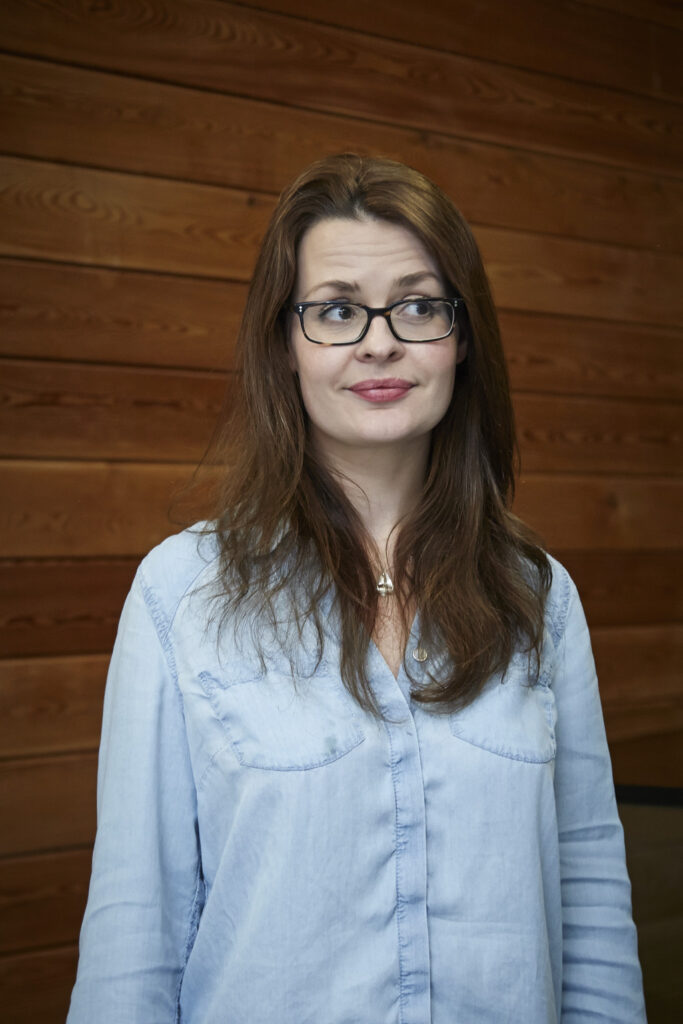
left=376, top=572, right=394, bottom=596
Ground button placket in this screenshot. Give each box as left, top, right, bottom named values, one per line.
left=370, top=645, right=432, bottom=1023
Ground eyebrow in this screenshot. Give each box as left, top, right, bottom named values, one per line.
left=301, top=271, right=442, bottom=301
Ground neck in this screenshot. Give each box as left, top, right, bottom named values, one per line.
left=313, top=435, right=430, bottom=562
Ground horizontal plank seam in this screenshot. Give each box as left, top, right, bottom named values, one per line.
left=0, top=44, right=681, bottom=179
left=0, top=939, right=78, bottom=962
left=3, top=459, right=683, bottom=482
left=4, top=454, right=683, bottom=478
left=0, top=843, right=93, bottom=864
left=0, top=748, right=99, bottom=765
left=223, top=0, right=683, bottom=107
left=573, top=0, right=681, bottom=33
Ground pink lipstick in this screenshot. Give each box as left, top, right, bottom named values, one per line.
left=348, top=378, right=414, bottom=403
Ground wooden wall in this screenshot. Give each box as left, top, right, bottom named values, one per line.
left=0, top=1, right=681, bottom=1020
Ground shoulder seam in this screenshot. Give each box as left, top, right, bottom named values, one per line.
left=547, top=559, right=573, bottom=651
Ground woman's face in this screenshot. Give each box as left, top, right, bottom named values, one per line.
left=288, top=216, right=466, bottom=463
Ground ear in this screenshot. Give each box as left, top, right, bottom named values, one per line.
left=455, top=334, right=468, bottom=365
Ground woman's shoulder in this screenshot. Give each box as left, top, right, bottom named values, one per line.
left=134, top=521, right=220, bottom=625
left=542, top=552, right=582, bottom=652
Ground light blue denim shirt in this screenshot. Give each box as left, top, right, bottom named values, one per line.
left=67, top=526, right=646, bottom=1023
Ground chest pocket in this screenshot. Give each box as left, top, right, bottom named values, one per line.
left=448, top=650, right=557, bottom=763
left=199, top=669, right=365, bottom=771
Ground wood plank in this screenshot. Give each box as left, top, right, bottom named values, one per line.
left=593, top=625, right=683, bottom=743
left=501, top=311, right=683, bottom=402
left=3, top=53, right=682, bottom=253
left=0, top=655, right=107, bottom=758
left=0, top=848, right=91, bottom=954
left=0, top=460, right=215, bottom=558
left=3, top=158, right=682, bottom=327
left=476, top=225, right=683, bottom=329
left=0, top=258, right=242, bottom=370
left=0, top=0, right=680, bottom=175
left=0, top=156, right=272, bottom=280
left=0, top=944, right=77, bottom=1024
left=515, top=393, right=683, bottom=476
left=247, top=0, right=682, bottom=102
left=2, top=461, right=682, bottom=557
left=0, top=358, right=230, bottom=463
left=515, top=474, right=683, bottom=551
left=555, top=550, right=683, bottom=627
left=0, top=558, right=136, bottom=658
left=0, top=753, right=97, bottom=855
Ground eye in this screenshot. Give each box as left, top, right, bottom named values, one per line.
left=395, top=298, right=436, bottom=320
left=316, top=303, right=360, bottom=323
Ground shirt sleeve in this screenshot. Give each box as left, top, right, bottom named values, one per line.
left=553, top=578, right=647, bottom=1022
left=67, top=571, right=203, bottom=1024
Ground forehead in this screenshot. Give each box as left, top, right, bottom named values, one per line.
left=295, top=216, right=442, bottom=292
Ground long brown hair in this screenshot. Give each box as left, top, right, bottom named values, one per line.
left=207, top=154, right=550, bottom=717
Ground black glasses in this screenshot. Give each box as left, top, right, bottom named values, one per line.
left=290, top=297, right=465, bottom=346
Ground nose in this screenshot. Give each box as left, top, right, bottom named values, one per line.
left=354, top=312, right=403, bottom=361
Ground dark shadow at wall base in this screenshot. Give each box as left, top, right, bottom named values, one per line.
left=617, top=799, right=683, bottom=1024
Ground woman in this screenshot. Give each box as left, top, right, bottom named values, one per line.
left=68, top=155, right=646, bottom=1023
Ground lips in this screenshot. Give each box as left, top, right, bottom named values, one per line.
left=348, top=378, right=415, bottom=403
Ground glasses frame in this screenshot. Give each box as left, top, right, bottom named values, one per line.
left=290, top=296, right=465, bottom=346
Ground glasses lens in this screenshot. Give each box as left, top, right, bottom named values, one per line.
left=390, top=299, right=454, bottom=341
left=302, top=303, right=367, bottom=344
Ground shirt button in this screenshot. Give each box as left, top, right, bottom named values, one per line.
left=412, top=646, right=428, bottom=662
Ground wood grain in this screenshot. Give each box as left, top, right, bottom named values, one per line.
left=515, top=474, right=683, bottom=551
left=0, top=753, right=97, bottom=856
left=0, top=0, right=680, bottom=174
left=3, top=158, right=682, bottom=327
left=0, top=460, right=217, bottom=558
left=0, top=848, right=91, bottom=954
left=242, top=0, right=681, bottom=101
left=0, top=558, right=137, bottom=658
left=514, top=393, right=683, bottom=476
left=0, top=156, right=272, bottom=280
left=500, top=311, right=683, bottom=402
left=594, top=625, right=683, bottom=742
left=0, top=358, right=230, bottom=463
left=0, top=944, right=77, bottom=1024
left=3, top=54, right=681, bottom=253
left=476, top=225, right=683, bottom=329
left=555, top=549, right=683, bottom=628
left=0, top=258, right=242, bottom=370
left=0, top=655, right=108, bottom=758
